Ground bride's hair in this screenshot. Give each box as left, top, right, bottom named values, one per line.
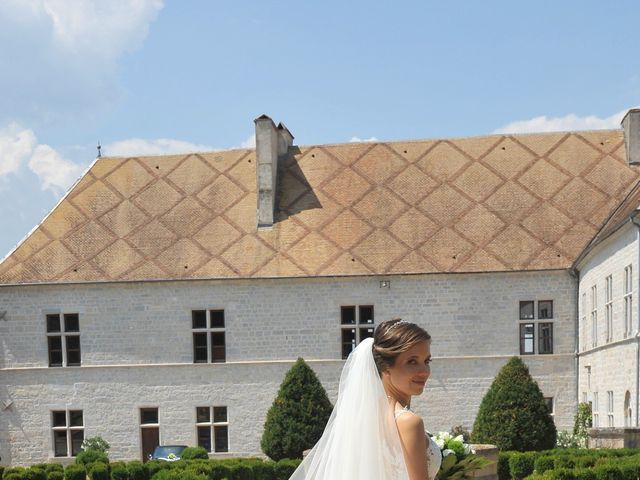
left=372, top=318, right=431, bottom=376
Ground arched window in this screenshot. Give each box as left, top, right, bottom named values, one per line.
left=624, top=391, right=632, bottom=427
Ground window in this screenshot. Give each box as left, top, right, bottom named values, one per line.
left=520, top=323, right=534, bottom=355
left=51, top=410, right=83, bottom=457
left=539, top=323, right=553, bottom=354
left=591, top=285, right=598, bottom=347
left=582, top=392, right=588, bottom=404
left=625, top=391, right=632, bottom=427
left=543, top=397, right=554, bottom=416
left=196, top=406, right=229, bottom=453
left=624, top=265, right=633, bottom=338
left=605, top=275, right=613, bottom=343
left=46, top=313, right=81, bottom=367
left=581, top=293, right=587, bottom=351
left=593, top=392, right=599, bottom=427
left=518, top=300, right=554, bottom=355
left=192, top=310, right=225, bottom=363
left=607, top=391, right=614, bottom=427
left=341, top=305, right=374, bottom=359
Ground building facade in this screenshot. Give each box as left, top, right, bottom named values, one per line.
left=1, top=110, right=640, bottom=465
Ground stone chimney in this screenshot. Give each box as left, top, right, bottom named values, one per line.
left=622, top=108, right=640, bottom=165
left=255, top=115, right=294, bottom=228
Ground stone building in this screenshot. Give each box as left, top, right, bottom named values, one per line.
left=1, top=110, right=640, bottom=465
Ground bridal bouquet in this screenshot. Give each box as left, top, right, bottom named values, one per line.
left=431, top=431, right=494, bottom=480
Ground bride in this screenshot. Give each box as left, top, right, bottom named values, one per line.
left=288, top=318, right=441, bottom=480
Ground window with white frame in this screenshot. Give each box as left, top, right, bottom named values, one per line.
left=624, top=265, right=633, bottom=338
left=607, top=391, right=614, bottom=427
left=605, top=275, right=613, bottom=343
left=581, top=293, right=587, bottom=351
left=51, top=410, right=84, bottom=457
left=192, top=310, right=225, bottom=363
left=196, top=406, right=229, bottom=453
left=341, top=305, right=374, bottom=359
left=46, top=313, right=81, bottom=367
left=591, top=285, right=598, bottom=347
left=593, top=391, right=599, bottom=427
left=518, top=301, right=553, bottom=355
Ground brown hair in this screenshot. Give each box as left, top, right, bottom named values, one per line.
left=372, top=318, right=431, bottom=376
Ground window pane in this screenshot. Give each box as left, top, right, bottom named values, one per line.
left=539, top=323, right=553, bottom=354
left=340, top=306, right=356, bottom=325
left=342, top=328, right=356, bottom=359
left=192, top=310, right=207, bottom=329
left=69, top=410, right=83, bottom=427
left=359, top=305, right=374, bottom=324
left=196, top=407, right=210, bottom=423
left=66, top=336, right=81, bottom=366
left=48, top=337, right=63, bottom=367
left=47, top=314, right=61, bottom=333
left=64, top=314, right=79, bottom=332
left=538, top=301, right=553, bottom=319
left=52, top=411, right=67, bottom=427
left=544, top=397, right=553, bottom=414
left=54, top=431, right=68, bottom=457
left=214, top=425, right=229, bottom=453
left=71, top=430, right=84, bottom=456
left=213, top=406, right=227, bottom=423
left=360, top=327, right=374, bottom=342
left=520, top=323, right=534, bottom=354
left=210, top=310, right=225, bottom=328
left=140, top=408, right=158, bottom=425
left=519, top=301, right=534, bottom=320
left=197, top=426, right=212, bottom=452
left=193, top=333, right=208, bottom=363
left=211, top=332, right=225, bottom=363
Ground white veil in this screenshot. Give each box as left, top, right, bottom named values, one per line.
left=288, top=337, right=409, bottom=480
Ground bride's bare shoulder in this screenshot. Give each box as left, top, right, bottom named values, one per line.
left=396, top=411, right=424, bottom=433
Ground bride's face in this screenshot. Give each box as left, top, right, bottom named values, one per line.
left=386, top=340, right=432, bottom=397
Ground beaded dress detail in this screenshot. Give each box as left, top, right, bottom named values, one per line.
left=394, top=408, right=442, bottom=480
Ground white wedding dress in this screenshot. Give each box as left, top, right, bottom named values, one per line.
left=288, top=338, right=441, bottom=480
left=394, top=408, right=442, bottom=480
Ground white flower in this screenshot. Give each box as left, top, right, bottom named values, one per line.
left=463, top=444, right=472, bottom=455
left=434, top=438, right=446, bottom=449
left=453, top=435, right=464, bottom=443
left=443, top=449, right=455, bottom=457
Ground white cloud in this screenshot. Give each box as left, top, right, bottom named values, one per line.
left=349, top=136, right=378, bottom=143
left=0, top=122, right=82, bottom=193
left=493, top=110, right=628, bottom=134
left=240, top=134, right=256, bottom=149
left=0, top=123, right=37, bottom=176
left=105, top=138, right=215, bottom=157
left=28, top=144, right=82, bottom=192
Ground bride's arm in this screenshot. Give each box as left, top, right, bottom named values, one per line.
left=396, top=414, right=429, bottom=480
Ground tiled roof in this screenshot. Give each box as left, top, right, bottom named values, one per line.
left=1, top=129, right=638, bottom=284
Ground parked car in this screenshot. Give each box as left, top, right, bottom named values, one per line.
left=149, top=445, right=188, bottom=461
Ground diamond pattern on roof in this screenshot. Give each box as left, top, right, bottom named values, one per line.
left=2, top=129, right=638, bottom=284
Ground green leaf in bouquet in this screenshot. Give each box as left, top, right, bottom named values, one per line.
left=440, top=453, right=458, bottom=472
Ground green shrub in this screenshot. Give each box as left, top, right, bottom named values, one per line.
left=46, top=464, right=65, bottom=474
left=145, top=461, right=170, bottom=478
left=534, top=456, right=555, bottom=474
left=82, top=437, right=111, bottom=454
left=575, top=456, right=596, bottom=469
left=76, top=449, right=109, bottom=466
left=261, top=358, right=333, bottom=460
left=110, top=462, right=129, bottom=480
left=3, top=467, right=27, bottom=480
left=180, top=447, right=209, bottom=461
left=554, top=457, right=576, bottom=469
left=25, top=468, right=48, bottom=480
left=509, top=452, right=535, bottom=480
left=593, top=464, right=624, bottom=480
left=89, top=462, right=110, bottom=480
left=127, top=461, right=148, bottom=480
left=273, top=460, right=300, bottom=480
left=574, top=468, right=597, bottom=480
left=250, top=461, right=275, bottom=480
left=49, top=471, right=65, bottom=480
left=180, top=470, right=207, bottom=480
left=471, top=357, right=557, bottom=451
left=0, top=465, right=4, bottom=480
left=548, top=468, right=576, bottom=480
left=498, top=452, right=515, bottom=480
left=229, top=464, right=254, bottom=480
left=150, top=470, right=178, bottom=480
left=64, top=464, right=87, bottom=480
left=208, top=463, right=231, bottom=480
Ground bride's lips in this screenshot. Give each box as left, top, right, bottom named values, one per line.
left=412, top=379, right=427, bottom=386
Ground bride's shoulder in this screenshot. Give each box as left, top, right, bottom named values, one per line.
left=395, top=410, right=424, bottom=434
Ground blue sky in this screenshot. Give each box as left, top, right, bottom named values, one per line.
left=1, top=0, right=639, bottom=259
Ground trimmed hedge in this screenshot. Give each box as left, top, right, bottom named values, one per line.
left=180, top=448, right=209, bottom=461
left=89, top=462, right=110, bottom=480
left=64, top=464, right=87, bottom=480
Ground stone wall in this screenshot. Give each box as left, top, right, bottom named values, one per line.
left=0, top=270, right=576, bottom=465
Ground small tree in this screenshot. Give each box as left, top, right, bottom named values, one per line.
left=471, top=356, right=556, bottom=451
left=261, top=358, right=333, bottom=460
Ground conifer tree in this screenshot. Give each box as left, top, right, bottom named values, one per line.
left=261, top=358, right=333, bottom=460
left=471, top=356, right=556, bottom=451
